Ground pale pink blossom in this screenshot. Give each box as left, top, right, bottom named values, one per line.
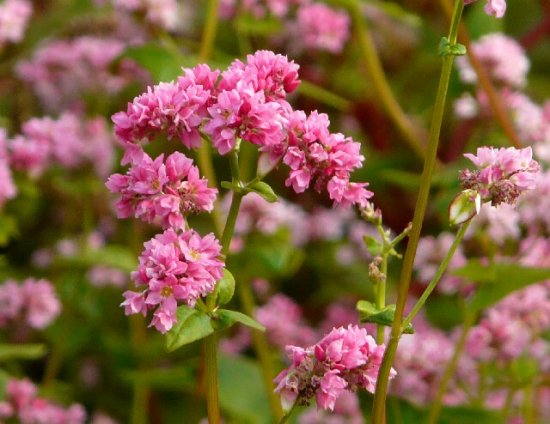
left=106, top=149, right=217, bottom=229
left=0, top=0, right=32, bottom=47
left=123, top=228, right=224, bottom=333
left=274, top=325, right=394, bottom=411
left=293, top=4, right=350, bottom=53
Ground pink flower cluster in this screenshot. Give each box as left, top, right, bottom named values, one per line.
left=293, top=3, right=350, bottom=54
left=460, top=146, right=539, bottom=206
left=0, top=278, right=61, bottom=329
left=465, top=0, right=506, bottom=18
left=220, top=1, right=350, bottom=54
left=0, top=129, right=17, bottom=207
left=106, top=150, right=217, bottom=229
left=274, top=325, right=394, bottom=411
left=0, top=378, right=85, bottom=424
left=0, top=0, right=32, bottom=47
left=6, top=113, right=114, bottom=178
left=121, top=228, right=224, bottom=333
left=113, top=50, right=371, bottom=208
left=113, top=64, right=217, bottom=151
left=17, top=36, right=144, bottom=112
left=284, top=111, right=373, bottom=207
left=456, top=33, right=529, bottom=89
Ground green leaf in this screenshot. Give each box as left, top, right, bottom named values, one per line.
left=363, top=235, right=383, bottom=256
left=448, top=189, right=480, bottom=225
left=219, top=355, right=271, bottom=424
left=468, top=263, right=550, bottom=312
left=120, top=44, right=193, bottom=83
left=452, top=260, right=496, bottom=283
left=214, top=309, right=265, bottom=332
left=245, top=181, right=278, bottom=203
left=356, top=301, right=414, bottom=334
left=165, top=306, right=214, bottom=352
left=220, top=180, right=238, bottom=191
left=0, top=344, right=47, bottom=361
left=216, top=269, right=235, bottom=306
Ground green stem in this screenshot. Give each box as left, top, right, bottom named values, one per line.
left=329, top=0, right=428, bottom=159
left=199, top=0, right=220, bottom=62
left=204, top=151, right=245, bottom=424
left=298, top=80, right=351, bottom=112
left=376, top=255, right=388, bottom=345
left=401, top=221, right=470, bottom=331
left=278, top=400, right=299, bottom=424
left=237, top=279, right=284, bottom=420
left=204, top=333, right=221, bottom=424
left=371, top=1, right=465, bottom=422
left=130, top=315, right=150, bottom=424
left=428, top=310, right=475, bottom=424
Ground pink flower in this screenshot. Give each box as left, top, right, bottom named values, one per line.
left=461, top=146, right=539, bottom=206
left=21, top=278, right=61, bottom=329
left=283, top=111, right=372, bottom=207
left=464, top=0, right=507, bottom=18
left=123, top=228, right=224, bottom=333
left=112, top=64, right=218, bottom=150
left=106, top=149, right=217, bottom=229
left=0, top=0, right=32, bottom=47
left=293, top=4, right=350, bottom=54
left=274, top=325, right=394, bottom=411
left=456, top=33, right=528, bottom=88
left=3, top=378, right=85, bottom=424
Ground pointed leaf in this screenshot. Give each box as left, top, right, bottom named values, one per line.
left=245, top=181, right=278, bottom=203
left=363, top=235, right=383, bottom=256
left=165, top=306, right=214, bottom=352
left=356, top=301, right=414, bottom=334
left=214, top=309, right=265, bottom=332
left=463, top=263, right=550, bottom=313
left=216, top=269, right=235, bottom=306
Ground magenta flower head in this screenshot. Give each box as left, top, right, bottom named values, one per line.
left=106, top=149, right=217, bottom=229
left=274, top=325, right=395, bottom=411
left=122, top=228, right=224, bottom=333
left=460, top=146, right=539, bottom=207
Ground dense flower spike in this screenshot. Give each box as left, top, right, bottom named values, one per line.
left=106, top=149, right=217, bottom=229
left=284, top=110, right=373, bottom=207
left=122, top=228, right=224, bottom=333
left=274, top=325, right=394, bottom=411
left=0, top=278, right=61, bottom=329
left=460, top=146, right=539, bottom=206
left=0, top=0, right=32, bottom=47
left=0, top=378, right=86, bottom=424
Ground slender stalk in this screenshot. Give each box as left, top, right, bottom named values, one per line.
left=199, top=0, right=220, bottom=62
left=437, top=0, right=522, bottom=148
left=371, top=1, right=465, bottom=422
left=237, top=279, right=284, bottom=420
left=329, top=0, right=428, bottom=159
left=428, top=311, right=475, bottom=424
left=401, top=221, right=470, bottom=331
left=130, top=315, right=149, bottom=424
left=278, top=401, right=299, bottom=424
left=298, top=80, right=351, bottom=112
left=204, top=333, right=221, bottom=424
left=376, top=255, right=388, bottom=345
left=204, top=151, right=244, bottom=424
